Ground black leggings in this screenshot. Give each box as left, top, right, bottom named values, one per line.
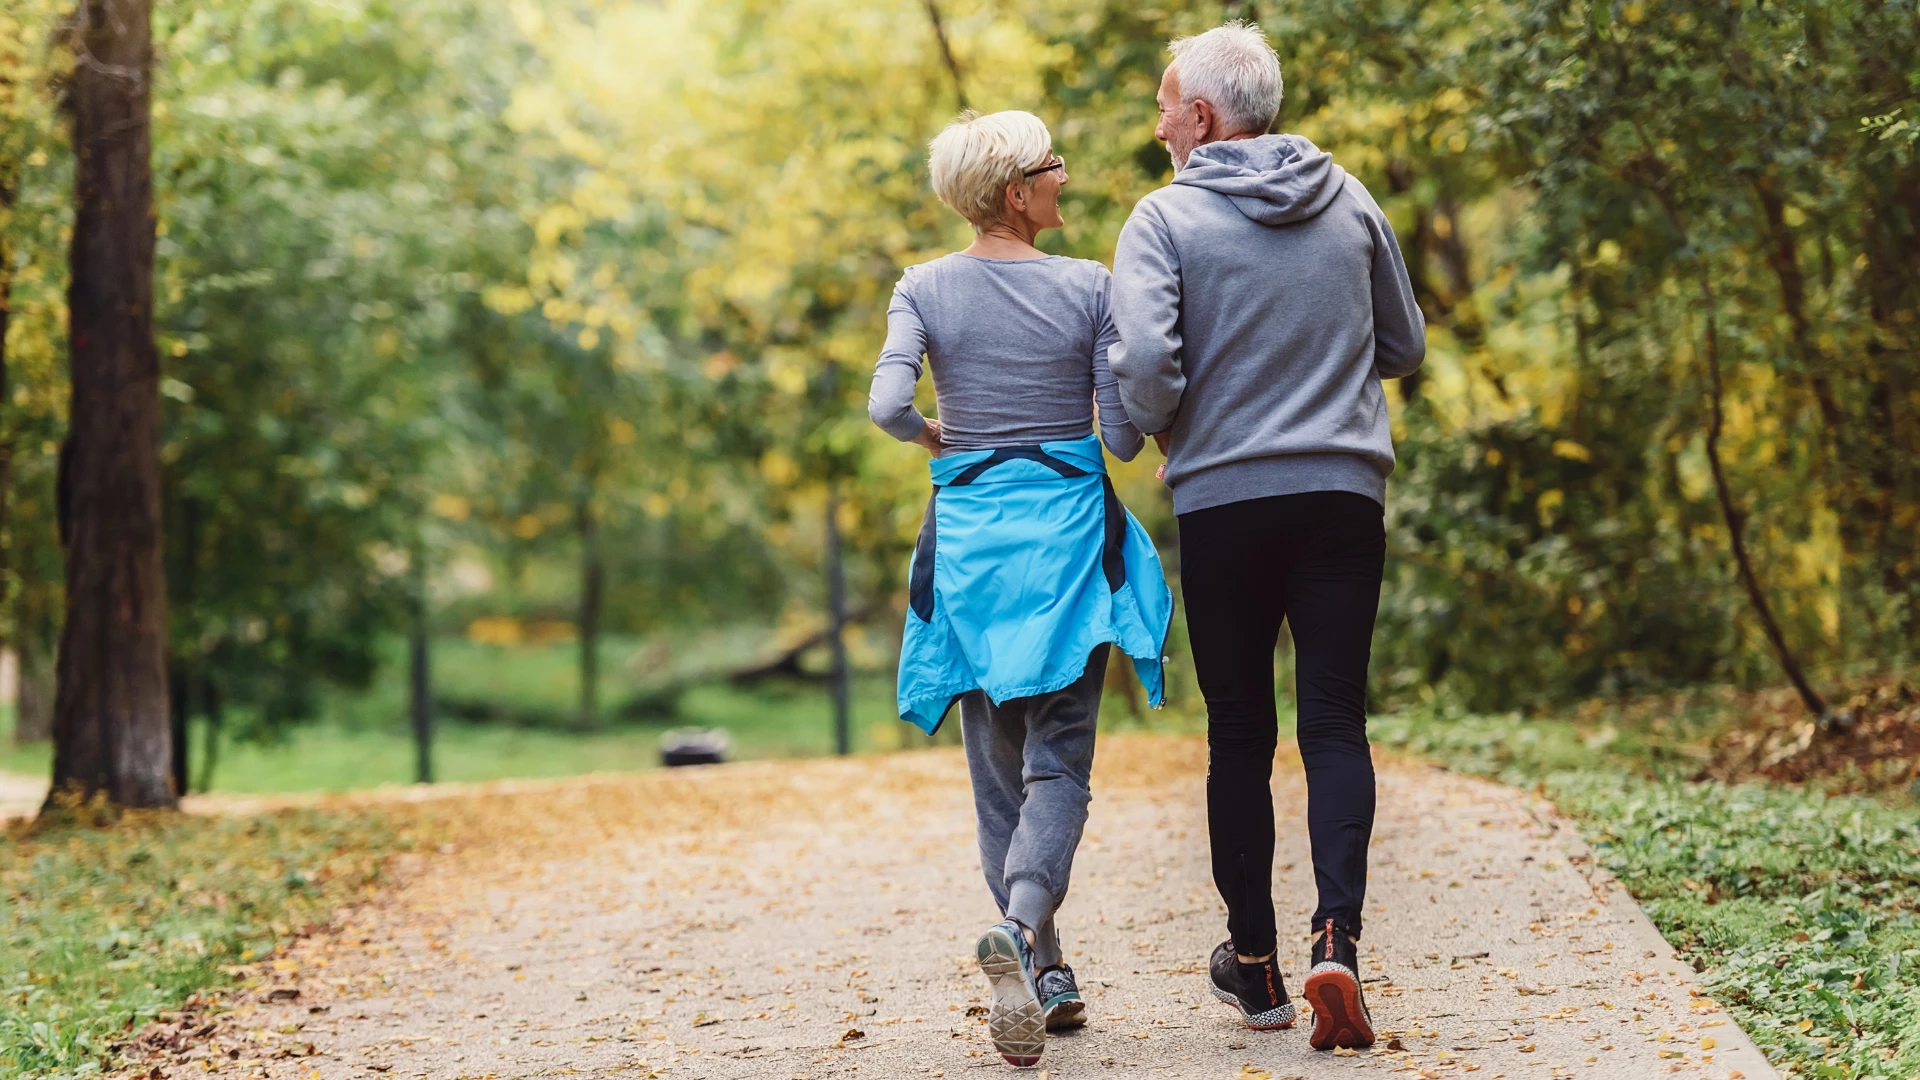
left=1178, top=490, right=1385, bottom=957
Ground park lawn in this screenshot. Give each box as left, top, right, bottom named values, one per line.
left=182, top=678, right=906, bottom=794
left=1376, top=709, right=1920, bottom=1080
left=0, top=636, right=915, bottom=795
left=0, top=801, right=416, bottom=1078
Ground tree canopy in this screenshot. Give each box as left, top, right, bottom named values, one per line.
left=0, top=0, right=1913, bottom=747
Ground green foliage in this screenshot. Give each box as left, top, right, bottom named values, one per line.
left=1378, top=710, right=1920, bottom=1078
left=150, top=0, right=540, bottom=733
left=6, top=0, right=1919, bottom=735
left=0, top=806, right=409, bottom=1078
left=1446, top=0, right=1920, bottom=703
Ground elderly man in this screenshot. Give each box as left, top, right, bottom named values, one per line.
left=1108, top=21, right=1425, bottom=1052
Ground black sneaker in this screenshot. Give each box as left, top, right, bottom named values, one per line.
left=976, top=920, right=1045, bottom=1066
left=1302, top=918, right=1375, bottom=1050
left=1036, top=964, right=1086, bottom=1031
left=1207, top=941, right=1296, bottom=1029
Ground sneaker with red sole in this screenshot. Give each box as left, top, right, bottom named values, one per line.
left=1302, top=918, right=1375, bottom=1050
left=1207, top=941, right=1296, bottom=1029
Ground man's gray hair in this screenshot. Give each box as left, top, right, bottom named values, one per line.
left=1168, top=21, right=1283, bottom=137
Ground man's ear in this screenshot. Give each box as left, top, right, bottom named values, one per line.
left=1193, top=98, right=1219, bottom=143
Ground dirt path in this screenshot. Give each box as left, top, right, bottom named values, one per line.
left=0, top=769, right=45, bottom=820
left=133, top=737, right=1776, bottom=1080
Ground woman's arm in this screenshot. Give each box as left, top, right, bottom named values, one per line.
left=869, top=276, right=939, bottom=446
left=1092, top=270, right=1146, bottom=462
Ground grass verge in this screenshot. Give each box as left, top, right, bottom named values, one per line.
left=1375, top=709, right=1920, bottom=1080
left=0, top=802, right=418, bottom=1078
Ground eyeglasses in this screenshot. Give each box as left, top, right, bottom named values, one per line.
left=1022, top=155, right=1066, bottom=178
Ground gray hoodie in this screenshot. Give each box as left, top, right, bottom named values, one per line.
left=1109, top=134, right=1425, bottom=514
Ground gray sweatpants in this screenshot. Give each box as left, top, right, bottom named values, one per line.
left=960, top=645, right=1108, bottom=970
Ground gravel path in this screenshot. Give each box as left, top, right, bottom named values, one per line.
left=0, top=769, right=44, bottom=820
left=130, top=736, right=1778, bottom=1080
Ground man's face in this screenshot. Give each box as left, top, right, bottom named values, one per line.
left=1154, top=64, right=1203, bottom=171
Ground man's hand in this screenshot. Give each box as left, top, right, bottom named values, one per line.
left=912, top=417, right=945, bottom=454
left=1153, top=431, right=1170, bottom=481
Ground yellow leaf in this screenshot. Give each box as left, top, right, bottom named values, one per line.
left=432, top=493, right=471, bottom=521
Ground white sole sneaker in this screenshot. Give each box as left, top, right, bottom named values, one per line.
left=1209, top=982, right=1298, bottom=1029
left=977, top=923, right=1045, bottom=1067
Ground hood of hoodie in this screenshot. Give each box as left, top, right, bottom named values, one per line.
left=1172, top=134, right=1347, bottom=226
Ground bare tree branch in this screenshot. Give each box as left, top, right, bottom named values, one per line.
left=1621, top=127, right=1832, bottom=724
left=922, top=0, right=967, bottom=110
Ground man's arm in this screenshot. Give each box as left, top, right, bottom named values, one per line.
left=1108, top=201, right=1187, bottom=435
left=1367, top=205, right=1427, bottom=380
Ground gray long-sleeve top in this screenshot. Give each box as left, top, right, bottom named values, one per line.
left=1110, top=134, right=1425, bottom=514
left=868, top=253, right=1145, bottom=462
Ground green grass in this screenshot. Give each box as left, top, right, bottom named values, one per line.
left=180, top=678, right=908, bottom=794
left=0, top=636, right=928, bottom=795
left=1376, top=709, right=1920, bottom=1080
left=0, top=803, right=412, bottom=1078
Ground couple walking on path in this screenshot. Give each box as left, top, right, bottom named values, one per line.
left=868, top=21, right=1425, bottom=1070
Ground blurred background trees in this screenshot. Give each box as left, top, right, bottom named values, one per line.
left=0, top=0, right=1914, bottom=790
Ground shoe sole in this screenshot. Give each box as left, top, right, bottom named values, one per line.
left=1042, top=996, right=1086, bottom=1031
left=1302, top=963, right=1375, bottom=1049
left=977, top=926, right=1045, bottom=1066
left=1208, top=984, right=1296, bottom=1030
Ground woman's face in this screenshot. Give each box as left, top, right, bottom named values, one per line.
left=1009, top=153, right=1068, bottom=232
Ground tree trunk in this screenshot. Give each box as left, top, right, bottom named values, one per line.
left=1630, top=139, right=1832, bottom=725
left=48, top=0, right=174, bottom=809
left=1698, top=268, right=1830, bottom=723
left=167, top=661, right=189, bottom=795
left=576, top=497, right=601, bottom=729
left=0, top=215, right=13, bottom=617
left=1, top=166, right=15, bottom=709
left=167, top=497, right=200, bottom=793
left=825, top=481, right=851, bottom=756
left=194, top=676, right=221, bottom=794
left=410, top=551, right=433, bottom=784
left=15, top=635, right=54, bottom=742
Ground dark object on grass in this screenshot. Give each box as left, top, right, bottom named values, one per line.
left=661, top=728, right=732, bottom=767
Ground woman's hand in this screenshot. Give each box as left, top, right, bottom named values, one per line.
left=912, top=417, right=945, bottom=454
left=1153, top=431, right=1170, bottom=481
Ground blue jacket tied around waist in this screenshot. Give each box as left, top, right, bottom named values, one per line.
left=896, top=435, right=1172, bottom=733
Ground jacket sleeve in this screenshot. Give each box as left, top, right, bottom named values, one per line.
left=1090, top=267, right=1145, bottom=462
left=1366, top=202, right=1427, bottom=380
left=1108, top=201, right=1186, bottom=435
left=869, top=273, right=930, bottom=441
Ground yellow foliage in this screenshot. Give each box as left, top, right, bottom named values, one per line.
left=467, top=616, right=524, bottom=646
left=432, top=493, right=472, bottom=521
left=1551, top=440, right=1592, bottom=463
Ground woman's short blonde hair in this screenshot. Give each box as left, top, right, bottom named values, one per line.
left=928, top=110, right=1053, bottom=231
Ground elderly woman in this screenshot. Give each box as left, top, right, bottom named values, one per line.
left=869, top=109, right=1172, bottom=1069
